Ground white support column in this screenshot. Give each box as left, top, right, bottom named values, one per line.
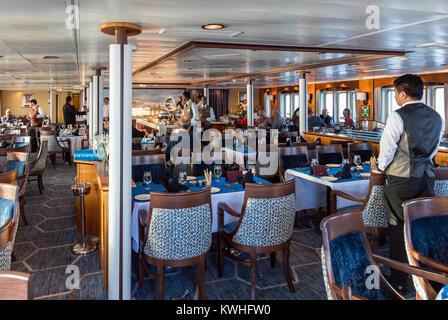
left=49, top=89, right=56, bottom=123
left=204, top=86, right=209, bottom=104
left=98, top=75, right=104, bottom=136
left=88, top=82, right=94, bottom=143
left=299, top=73, right=308, bottom=137
left=247, top=81, right=254, bottom=127
left=92, top=78, right=99, bottom=136
left=101, top=23, right=140, bottom=300
left=91, top=68, right=105, bottom=136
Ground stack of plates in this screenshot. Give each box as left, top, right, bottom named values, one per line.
left=134, top=194, right=150, bottom=202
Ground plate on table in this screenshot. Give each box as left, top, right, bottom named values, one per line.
left=134, top=194, right=150, bottom=202
left=320, top=176, right=338, bottom=182
left=326, top=164, right=341, bottom=168
left=211, top=187, right=221, bottom=193
left=187, top=176, right=196, bottom=181
left=360, top=172, right=371, bottom=178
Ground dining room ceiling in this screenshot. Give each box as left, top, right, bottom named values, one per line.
left=0, top=0, right=448, bottom=90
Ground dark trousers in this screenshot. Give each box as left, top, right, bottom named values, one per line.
left=384, top=174, right=434, bottom=286
left=27, top=126, right=39, bottom=153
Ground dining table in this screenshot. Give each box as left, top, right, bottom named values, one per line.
left=284, top=164, right=372, bottom=213
left=57, top=134, right=87, bottom=158
left=131, top=175, right=270, bottom=252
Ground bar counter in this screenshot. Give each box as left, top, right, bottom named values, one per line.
left=304, top=131, right=448, bottom=166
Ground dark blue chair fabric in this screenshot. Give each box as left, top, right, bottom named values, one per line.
left=280, top=154, right=308, bottom=169
left=329, top=231, right=389, bottom=300
left=132, top=164, right=164, bottom=183
left=350, top=150, right=373, bottom=163
left=11, top=142, right=29, bottom=149
left=0, top=199, right=14, bottom=229
left=6, top=161, right=26, bottom=186
left=319, top=152, right=343, bottom=165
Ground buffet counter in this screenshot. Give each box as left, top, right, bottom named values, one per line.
left=135, top=118, right=178, bottom=136
left=304, top=131, right=448, bottom=166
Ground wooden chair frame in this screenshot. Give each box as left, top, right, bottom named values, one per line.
left=138, top=188, right=212, bottom=300
left=316, top=145, right=344, bottom=164
left=0, top=183, right=19, bottom=270
left=347, top=142, right=373, bottom=162
left=39, top=129, right=71, bottom=168
left=217, top=180, right=296, bottom=300
left=403, top=196, right=448, bottom=300
left=0, top=271, right=31, bottom=300
left=321, top=210, right=448, bottom=300
left=28, top=139, right=48, bottom=194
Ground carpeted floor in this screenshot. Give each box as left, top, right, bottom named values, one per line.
left=10, top=155, right=413, bottom=300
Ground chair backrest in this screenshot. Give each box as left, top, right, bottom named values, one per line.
left=39, top=129, right=62, bottom=152
left=279, top=145, right=309, bottom=172
left=6, top=152, right=29, bottom=191
left=0, top=183, right=19, bottom=271
left=11, top=136, right=31, bottom=153
left=32, top=139, right=48, bottom=172
left=403, top=196, right=448, bottom=300
left=132, top=154, right=166, bottom=182
left=231, top=180, right=296, bottom=247
left=320, top=211, right=393, bottom=300
left=4, top=129, right=21, bottom=136
left=0, top=169, right=17, bottom=184
left=143, top=188, right=212, bottom=260
left=330, top=140, right=350, bottom=148
left=359, top=172, right=389, bottom=228
left=132, top=148, right=162, bottom=156
left=316, top=145, right=344, bottom=164
left=348, top=142, right=373, bottom=162
left=0, top=271, right=31, bottom=300
left=435, top=167, right=448, bottom=196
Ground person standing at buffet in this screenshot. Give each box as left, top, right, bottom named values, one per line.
left=63, top=96, right=87, bottom=127
left=181, top=91, right=198, bottom=126
left=103, top=97, right=110, bottom=121
left=373, top=74, right=443, bottom=294
left=197, top=95, right=215, bottom=129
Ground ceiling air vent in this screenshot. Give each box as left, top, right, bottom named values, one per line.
left=158, top=27, right=243, bottom=38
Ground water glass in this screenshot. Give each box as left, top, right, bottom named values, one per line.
left=179, top=171, right=187, bottom=185
left=214, top=165, right=222, bottom=182
left=143, top=171, right=152, bottom=190
left=311, top=158, right=319, bottom=167
left=354, top=155, right=361, bottom=167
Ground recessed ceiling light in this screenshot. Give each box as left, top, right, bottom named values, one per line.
left=42, top=56, right=59, bottom=60
left=287, top=63, right=294, bottom=66
left=139, top=84, right=147, bottom=87
left=202, top=24, right=225, bottom=30
left=183, top=59, right=191, bottom=63
left=400, top=56, right=408, bottom=62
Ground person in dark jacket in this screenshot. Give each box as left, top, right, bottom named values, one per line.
left=132, top=126, right=146, bottom=150
left=62, top=96, right=86, bottom=126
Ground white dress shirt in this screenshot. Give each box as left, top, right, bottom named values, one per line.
left=103, top=103, right=110, bottom=118
left=185, top=100, right=199, bottom=123
left=201, top=104, right=216, bottom=122
left=378, top=100, right=444, bottom=171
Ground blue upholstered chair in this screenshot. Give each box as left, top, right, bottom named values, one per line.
left=0, top=183, right=20, bottom=271
left=330, top=172, right=389, bottom=253
left=131, top=153, right=165, bottom=183
left=6, top=152, right=30, bottom=225
left=11, top=136, right=30, bottom=153
left=138, top=188, right=212, bottom=300
left=217, top=180, right=296, bottom=300
left=403, top=196, right=448, bottom=300
left=320, top=210, right=448, bottom=300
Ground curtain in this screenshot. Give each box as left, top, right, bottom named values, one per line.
left=315, top=89, right=321, bottom=115
left=210, top=89, right=229, bottom=117
left=374, top=87, right=385, bottom=123
left=188, top=89, right=202, bottom=103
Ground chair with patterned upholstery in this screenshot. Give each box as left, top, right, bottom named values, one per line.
left=39, top=129, right=71, bottom=168
left=138, top=188, right=212, bottom=300
left=329, top=172, right=388, bottom=254
left=403, top=196, right=448, bottom=300
left=11, top=136, right=31, bottom=153
left=217, top=180, right=296, bottom=300
left=0, top=271, right=32, bottom=300
left=6, top=152, right=30, bottom=225
left=434, top=167, right=448, bottom=196
left=28, top=139, right=48, bottom=194
left=0, top=183, right=20, bottom=271
left=320, top=210, right=448, bottom=300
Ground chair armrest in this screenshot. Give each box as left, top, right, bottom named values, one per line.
left=57, top=138, right=71, bottom=151
left=330, top=190, right=365, bottom=214
left=330, top=284, right=367, bottom=300
left=409, top=248, right=448, bottom=273
left=373, top=254, right=448, bottom=285
left=217, top=202, right=241, bottom=233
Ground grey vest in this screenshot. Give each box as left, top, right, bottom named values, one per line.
left=386, top=103, right=442, bottom=178
left=183, top=101, right=193, bottom=119
left=199, top=105, right=212, bottom=119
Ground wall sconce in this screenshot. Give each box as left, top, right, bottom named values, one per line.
left=356, top=92, right=368, bottom=105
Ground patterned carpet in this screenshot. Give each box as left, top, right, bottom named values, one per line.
left=10, top=155, right=409, bottom=300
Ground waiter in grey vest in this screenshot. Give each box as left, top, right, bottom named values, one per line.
left=181, top=91, right=199, bottom=126
left=373, top=74, right=444, bottom=293
left=197, top=94, right=215, bottom=129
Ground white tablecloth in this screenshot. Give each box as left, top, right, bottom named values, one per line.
left=131, top=191, right=246, bottom=252
left=284, top=169, right=369, bottom=211
left=57, top=135, right=86, bottom=157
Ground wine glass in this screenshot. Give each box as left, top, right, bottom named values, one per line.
left=342, top=159, right=350, bottom=167
left=179, top=170, right=187, bottom=185
left=214, top=165, right=222, bottom=183
left=354, top=155, right=361, bottom=168
left=143, top=171, right=152, bottom=190
left=311, top=158, right=319, bottom=167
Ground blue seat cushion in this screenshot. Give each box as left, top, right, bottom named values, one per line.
left=319, top=152, right=342, bottom=165
left=330, top=231, right=389, bottom=300
left=132, top=164, right=164, bottom=183
left=280, top=154, right=308, bottom=169
left=224, top=221, right=238, bottom=233
left=11, top=142, right=29, bottom=149
left=0, top=199, right=14, bottom=229
left=6, top=161, right=26, bottom=185
left=411, top=215, right=448, bottom=266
